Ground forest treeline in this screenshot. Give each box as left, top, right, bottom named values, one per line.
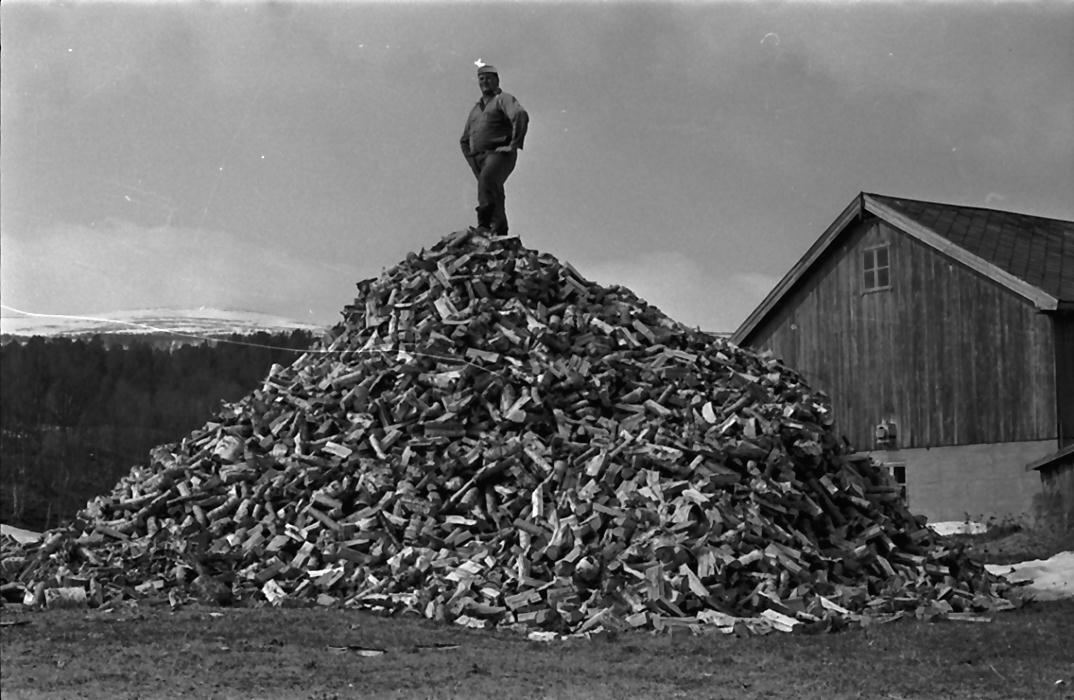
left=0, top=331, right=316, bottom=530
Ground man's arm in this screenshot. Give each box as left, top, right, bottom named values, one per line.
left=460, top=119, right=472, bottom=157
left=465, top=154, right=481, bottom=178
left=496, top=94, right=529, bottom=151
left=460, top=114, right=480, bottom=177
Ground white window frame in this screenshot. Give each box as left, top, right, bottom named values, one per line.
left=863, top=244, right=892, bottom=292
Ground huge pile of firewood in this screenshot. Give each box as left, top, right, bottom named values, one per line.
left=2, top=229, right=1011, bottom=633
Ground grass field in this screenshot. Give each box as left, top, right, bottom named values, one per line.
left=2, top=598, right=1072, bottom=700
left=3, top=528, right=1071, bottom=699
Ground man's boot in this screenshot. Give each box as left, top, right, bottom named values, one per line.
left=474, top=205, right=493, bottom=232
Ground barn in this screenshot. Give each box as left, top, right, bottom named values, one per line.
left=732, top=192, right=1074, bottom=525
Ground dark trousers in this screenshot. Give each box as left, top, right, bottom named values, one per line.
left=470, top=150, right=517, bottom=235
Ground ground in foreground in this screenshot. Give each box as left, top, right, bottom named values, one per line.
left=1, top=600, right=1072, bottom=700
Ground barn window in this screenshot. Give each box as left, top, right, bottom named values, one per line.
left=863, top=245, right=891, bottom=291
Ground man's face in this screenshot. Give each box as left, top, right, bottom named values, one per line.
left=478, top=72, right=499, bottom=95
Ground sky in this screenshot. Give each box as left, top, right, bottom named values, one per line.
left=2, top=1, right=1072, bottom=334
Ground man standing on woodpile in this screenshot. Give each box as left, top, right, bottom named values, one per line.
left=460, top=63, right=529, bottom=236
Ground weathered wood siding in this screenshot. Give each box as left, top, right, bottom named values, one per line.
left=1055, top=314, right=1074, bottom=448
left=1036, top=458, right=1074, bottom=535
left=747, top=216, right=1057, bottom=450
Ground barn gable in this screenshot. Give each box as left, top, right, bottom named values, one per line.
left=736, top=193, right=1072, bottom=346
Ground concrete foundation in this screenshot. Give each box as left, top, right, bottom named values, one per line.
left=868, top=440, right=1054, bottom=525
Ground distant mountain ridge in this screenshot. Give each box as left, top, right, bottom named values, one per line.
left=0, top=307, right=326, bottom=339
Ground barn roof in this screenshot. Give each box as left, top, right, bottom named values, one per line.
left=1026, top=443, right=1074, bottom=473
left=869, top=194, right=1074, bottom=302
left=733, top=192, right=1074, bottom=345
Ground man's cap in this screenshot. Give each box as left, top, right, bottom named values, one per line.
left=477, top=64, right=498, bottom=76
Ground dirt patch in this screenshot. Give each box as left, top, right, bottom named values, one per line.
left=949, top=526, right=1073, bottom=565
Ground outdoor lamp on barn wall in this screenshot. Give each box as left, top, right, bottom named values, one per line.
left=874, top=420, right=898, bottom=447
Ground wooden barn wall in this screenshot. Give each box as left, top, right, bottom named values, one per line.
left=1037, top=461, right=1074, bottom=534
left=747, top=216, right=1056, bottom=450
left=1054, top=314, right=1074, bottom=448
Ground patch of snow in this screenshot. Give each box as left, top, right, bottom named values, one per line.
left=986, top=551, right=1074, bottom=601
left=1, top=307, right=325, bottom=337
left=0, top=523, right=43, bottom=544
left=928, top=521, right=989, bottom=536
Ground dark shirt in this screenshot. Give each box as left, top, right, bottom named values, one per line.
left=460, top=88, right=529, bottom=156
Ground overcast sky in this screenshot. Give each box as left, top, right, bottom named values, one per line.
left=2, top=1, right=1072, bottom=333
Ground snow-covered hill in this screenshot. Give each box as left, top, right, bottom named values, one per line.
left=0, top=308, right=326, bottom=339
